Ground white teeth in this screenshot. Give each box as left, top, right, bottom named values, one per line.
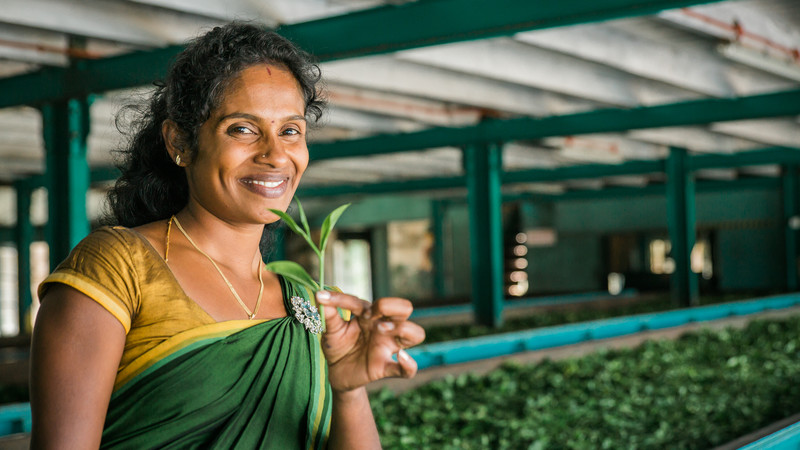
left=246, top=179, right=283, bottom=188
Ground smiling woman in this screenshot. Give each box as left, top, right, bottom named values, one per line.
left=165, top=64, right=310, bottom=226
left=28, top=22, right=424, bottom=449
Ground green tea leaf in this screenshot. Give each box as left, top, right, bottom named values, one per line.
left=319, top=203, right=351, bottom=252
left=296, top=198, right=311, bottom=236
left=264, top=260, right=319, bottom=292
left=268, top=208, right=305, bottom=237
left=269, top=208, right=318, bottom=252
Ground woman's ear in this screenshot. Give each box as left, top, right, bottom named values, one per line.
left=162, top=120, right=191, bottom=166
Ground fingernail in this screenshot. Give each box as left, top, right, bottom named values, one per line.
left=398, top=349, right=409, bottom=362
left=316, top=290, right=330, bottom=302
left=377, top=321, right=395, bottom=333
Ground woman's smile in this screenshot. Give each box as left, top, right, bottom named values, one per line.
left=240, top=176, right=289, bottom=197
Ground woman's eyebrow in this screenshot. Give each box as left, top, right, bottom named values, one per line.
left=216, top=112, right=261, bottom=125
left=216, top=113, right=307, bottom=125
left=284, top=114, right=307, bottom=123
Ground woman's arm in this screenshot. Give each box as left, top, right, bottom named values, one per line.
left=316, top=291, right=425, bottom=449
left=30, top=284, right=126, bottom=449
left=328, top=387, right=381, bottom=449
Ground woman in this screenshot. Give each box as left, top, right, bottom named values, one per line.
left=29, top=23, right=424, bottom=449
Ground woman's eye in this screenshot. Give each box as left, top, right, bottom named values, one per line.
left=230, top=126, right=255, bottom=135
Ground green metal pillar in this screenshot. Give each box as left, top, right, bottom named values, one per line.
left=666, top=147, right=698, bottom=306
left=14, top=178, right=34, bottom=334
left=431, top=200, right=448, bottom=299
left=370, top=225, right=391, bottom=300
left=782, top=164, right=799, bottom=291
left=41, top=97, right=91, bottom=269
left=464, top=142, right=504, bottom=327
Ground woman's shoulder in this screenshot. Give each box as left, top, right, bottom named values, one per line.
left=73, top=223, right=164, bottom=261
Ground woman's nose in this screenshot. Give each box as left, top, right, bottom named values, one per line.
left=256, top=137, right=290, bottom=166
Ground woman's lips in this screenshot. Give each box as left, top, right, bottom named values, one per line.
left=240, top=177, right=289, bottom=198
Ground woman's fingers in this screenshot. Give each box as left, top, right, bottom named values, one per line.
left=383, top=349, right=418, bottom=379
left=370, top=297, right=414, bottom=321
left=399, top=321, right=426, bottom=348
left=397, top=349, right=418, bottom=378
left=378, top=321, right=425, bottom=350
left=316, top=290, right=370, bottom=334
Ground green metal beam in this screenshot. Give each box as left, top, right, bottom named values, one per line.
left=465, top=143, right=505, bottom=328
left=0, top=227, right=47, bottom=244
left=503, top=159, right=664, bottom=184
left=14, top=179, right=33, bottom=335
left=504, top=177, right=779, bottom=202
left=90, top=166, right=122, bottom=185
left=295, top=146, right=793, bottom=200
left=298, top=175, right=465, bottom=198
left=689, top=147, right=800, bottom=170
left=43, top=98, right=91, bottom=268
left=0, top=0, right=718, bottom=108
left=310, top=89, right=800, bottom=160
left=782, top=164, right=799, bottom=291
left=283, top=0, right=718, bottom=61
left=666, top=147, right=698, bottom=306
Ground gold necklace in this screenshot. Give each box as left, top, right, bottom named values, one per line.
left=169, top=215, right=264, bottom=320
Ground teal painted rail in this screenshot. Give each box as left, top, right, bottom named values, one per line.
left=739, top=420, right=800, bottom=449
left=408, top=293, right=800, bottom=369
left=0, top=403, right=30, bottom=436
left=410, top=288, right=638, bottom=320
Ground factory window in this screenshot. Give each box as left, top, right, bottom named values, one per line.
left=649, top=237, right=712, bottom=279
left=331, top=237, right=373, bottom=302
left=387, top=220, right=434, bottom=301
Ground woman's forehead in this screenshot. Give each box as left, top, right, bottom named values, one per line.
left=213, top=65, right=305, bottom=117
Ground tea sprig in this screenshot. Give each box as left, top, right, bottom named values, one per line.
left=265, top=199, right=350, bottom=330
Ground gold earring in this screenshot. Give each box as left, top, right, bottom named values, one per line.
left=175, top=155, right=181, bottom=165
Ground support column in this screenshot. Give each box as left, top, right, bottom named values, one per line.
left=370, top=225, right=391, bottom=299
left=431, top=200, right=447, bottom=299
left=14, top=178, right=33, bottom=334
left=782, top=164, right=799, bottom=291
left=464, top=142, right=504, bottom=327
left=41, top=97, right=91, bottom=269
left=666, top=147, right=698, bottom=306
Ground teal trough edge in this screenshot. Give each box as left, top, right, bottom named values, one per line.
left=410, top=288, right=638, bottom=319
left=739, top=420, right=800, bottom=450
left=407, top=293, right=800, bottom=369
left=0, top=403, right=30, bottom=436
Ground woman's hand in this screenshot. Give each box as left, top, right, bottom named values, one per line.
left=315, top=290, right=425, bottom=392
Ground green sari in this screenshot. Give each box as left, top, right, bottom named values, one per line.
left=101, top=279, right=331, bottom=449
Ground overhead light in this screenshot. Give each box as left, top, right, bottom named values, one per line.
left=718, top=42, right=800, bottom=83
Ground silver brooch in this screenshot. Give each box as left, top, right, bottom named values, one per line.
left=291, top=296, right=323, bottom=334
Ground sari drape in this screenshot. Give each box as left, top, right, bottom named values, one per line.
left=101, top=283, right=331, bottom=449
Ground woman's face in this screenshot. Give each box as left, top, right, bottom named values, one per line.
left=185, top=64, right=309, bottom=224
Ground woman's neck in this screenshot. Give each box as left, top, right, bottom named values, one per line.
left=174, top=205, right=265, bottom=274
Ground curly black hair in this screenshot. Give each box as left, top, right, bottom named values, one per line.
left=106, top=22, right=325, bottom=253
